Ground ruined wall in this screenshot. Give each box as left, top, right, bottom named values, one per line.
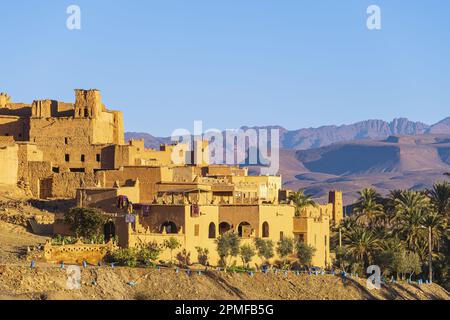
left=29, top=117, right=116, bottom=172
left=17, top=143, right=44, bottom=184
left=27, top=161, right=53, bottom=198
left=76, top=188, right=120, bottom=213
left=76, top=184, right=140, bottom=213
left=0, top=93, right=11, bottom=108
left=102, top=166, right=166, bottom=203
left=0, top=116, right=29, bottom=141
left=51, top=172, right=97, bottom=198
left=74, top=89, right=103, bottom=119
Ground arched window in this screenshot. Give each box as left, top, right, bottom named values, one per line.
left=161, top=221, right=178, bottom=234
left=219, top=222, right=231, bottom=235
left=208, top=222, right=216, bottom=239
left=262, top=222, right=269, bottom=238
left=237, top=222, right=252, bottom=238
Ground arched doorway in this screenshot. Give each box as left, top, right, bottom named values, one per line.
left=237, top=222, right=252, bottom=238
left=208, top=222, right=216, bottom=238
left=104, top=221, right=115, bottom=242
left=161, top=221, right=178, bottom=234
left=262, top=221, right=269, bottom=238
left=219, top=222, right=231, bottom=235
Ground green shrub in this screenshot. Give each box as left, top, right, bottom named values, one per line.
left=108, top=248, right=137, bottom=267
left=239, top=244, right=256, bottom=267
left=176, top=249, right=191, bottom=267
left=254, top=238, right=274, bottom=264
left=216, top=232, right=240, bottom=267
left=137, top=242, right=162, bottom=265
left=277, top=237, right=294, bottom=261
left=195, top=247, right=209, bottom=266
left=51, top=235, right=77, bottom=245
left=64, top=207, right=107, bottom=238
left=296, top=241, right=316, bottom=267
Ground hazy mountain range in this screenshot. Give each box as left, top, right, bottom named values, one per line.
left=126, top=117, right=450, bottom=150
left=125, top=117, right=450, bottom=204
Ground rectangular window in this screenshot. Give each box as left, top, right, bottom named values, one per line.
left=280, top=231, right=284, bottom=240
left=65, top=154, right=70, bottom=162
left=194, top=224, right=200, bottom=236
left=96, top=154, right=101, bottom=162
left=65, top=137, right=68, bottom=145
left=81, top=154, right=85, bottom=162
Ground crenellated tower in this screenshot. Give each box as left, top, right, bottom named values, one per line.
left=328, top=190, right=343, bottom=225
left=0, top=92, right=11, bottom=108
left=74, top=89, right=104, bottom=119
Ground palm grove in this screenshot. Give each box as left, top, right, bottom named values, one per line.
left=335, top=182, right=449, bottom=289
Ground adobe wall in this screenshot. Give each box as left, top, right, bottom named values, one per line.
left=29, top=117, right=92, bottom=146
left=27, top=161, right=53, bottom=197
left=0, top=116, right=29, bottom=141
left=102, top=166, right=166, bottom=202
left=328, top=191, right=344, bottom=225
left=218, top=205, right=260, bottom=234
left=137, top=205, right=187, bottom=233
left=51, top=172, right=97, bottom=198
left=92, top=112, right=121, bottom=145
left=0, top=143, right=19, bottom=185
left=29, top=116, right=115, bottom=172
left=76, top=184, right=140, bottom=213
left=17, top=143, right=44, bottom=184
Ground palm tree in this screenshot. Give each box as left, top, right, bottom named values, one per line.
left=394, top=194, right=429, bottom=254
left=289, top=189, right=317, bottom=217
left=397, top=211, right=427, bottom=252
left=353, top=188, right=384, bottom=225
left=422, top=212, right=447, bottom=282
left=384, top=189, right=404, bottom=224
left=427, top=182, right=450, bottom=217
left=393, top=190, right=429, bottom=221
left=343, top=225, right=381, bottom=267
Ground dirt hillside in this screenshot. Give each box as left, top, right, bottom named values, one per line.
left=0, top=264, right=449, bottom=300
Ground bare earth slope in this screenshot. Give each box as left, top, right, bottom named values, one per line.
left=0, top=265, right=449, bottom=300
left=0, top=217, right=448, bottom=301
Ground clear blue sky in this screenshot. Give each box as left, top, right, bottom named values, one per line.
left=1, top=0, right=449, bottom=135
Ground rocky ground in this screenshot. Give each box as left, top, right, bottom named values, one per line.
left=0, top=264, right=449, bottom=300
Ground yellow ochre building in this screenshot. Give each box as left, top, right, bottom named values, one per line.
left=0, top=89, right=343, bottom=268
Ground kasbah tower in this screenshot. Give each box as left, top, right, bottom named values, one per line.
left=0, top=89, right=343, bottom=267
